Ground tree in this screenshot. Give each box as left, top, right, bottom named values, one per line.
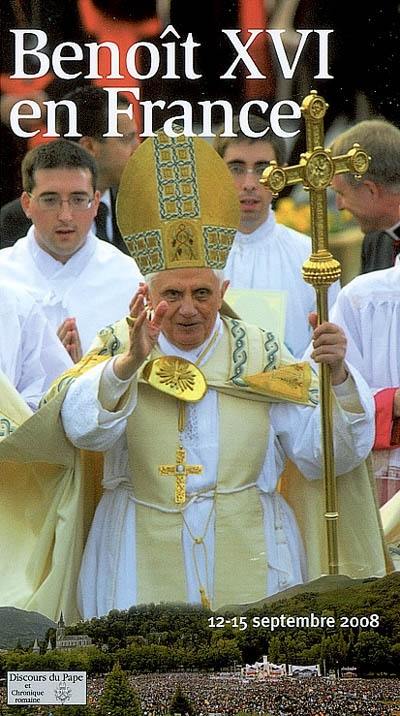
left=354, top=631, right=392, bottom=675
left=169, top=685, right=194, bottom=716
left=321, top=631, right=348, bottom=676
left=268, top=635, right=283, bottom=664
left=98, top=661, right=141, bottom=716
left=52, top=706, right=95, bottom=715
left=390, top=642, right=400, bottom=675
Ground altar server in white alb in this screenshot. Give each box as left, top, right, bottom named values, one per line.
left=330, top=258, right=400, bottom=509
left=214, top=115, right=339, bottom=358
left=0, top=140, right=143, bottom=362
left=0, top=279, right=72, bottom=411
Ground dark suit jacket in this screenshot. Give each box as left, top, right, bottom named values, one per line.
left=361, top=230, right=396, bottom=273
left=0, top=187, right=129, bottom=254
left=0, top=199, right=30, bottom=249
left=108, top=187, right=129, bottom=255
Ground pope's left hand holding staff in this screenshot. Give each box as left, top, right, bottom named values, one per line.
left=0, top=129, right=389, bottom=624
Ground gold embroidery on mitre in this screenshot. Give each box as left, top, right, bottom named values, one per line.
left=164, top=219, right=205, bottom=268
left=244, top=362, right=313, bottom=403
left=142, top=356, right=207, bottom=402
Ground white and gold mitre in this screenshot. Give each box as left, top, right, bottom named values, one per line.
left=116, top=128, right=240, bottom=275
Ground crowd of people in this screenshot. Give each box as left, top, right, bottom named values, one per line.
left=86, top=673, right=400, bottom=715
left=0, top=673, right=399, bottom=714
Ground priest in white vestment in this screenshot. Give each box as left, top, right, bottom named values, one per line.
left=0, top=279, right=72, bottom=411
left=0, top=130, right=388, bottom=624
left=0, top=139, right=143, bottom=362
left=213, top=118, right=339, bottom=359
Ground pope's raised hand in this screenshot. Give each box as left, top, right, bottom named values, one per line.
left=114, top=285, right=168, bottom=380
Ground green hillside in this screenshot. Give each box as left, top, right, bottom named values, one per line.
left=0, top=607, right=56, bottom=649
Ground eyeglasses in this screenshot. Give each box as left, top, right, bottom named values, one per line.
left=29, top=193, right=95, bottom=211
left=227, top=162, right=271, bottom=179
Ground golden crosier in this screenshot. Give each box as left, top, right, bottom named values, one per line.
left=260, top=90, right=370, bottom=576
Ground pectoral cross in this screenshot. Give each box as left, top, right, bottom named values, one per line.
left=260, top=90, right=370, bottom=574
left=159, top=445, right=203, bottom=504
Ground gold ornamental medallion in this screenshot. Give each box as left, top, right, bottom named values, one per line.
left=142, top=356, right=207, bottom=402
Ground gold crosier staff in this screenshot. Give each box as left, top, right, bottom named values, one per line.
left=260, top=90, right=370, bottom=574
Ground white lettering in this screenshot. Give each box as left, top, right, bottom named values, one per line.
left=269, top=100, right=301, bottom=137
left=43, top=100, right=80, bottom=137
left=126, top=42, right=160, bottom=79
left=181, top=33, right=201, bottom=80
left=85, top=41, right=123, bottom=79
left=267, top=29, right=312, bottom=79
left=52, top=42, right=83, bottom=79
left=10, top=30, right=49, bottom=78
left=104, top=88, right=139, bottom=136
left=197, top=100, right=234, bottom=136
left=164, top=101, right=194, bottom=136
left=220, top=29, right=265, bottom=79
left=141, top=99, right=166, bottom=137
left=9, top=100, right=41, bottom=137
left=239, top=101, right=270, bottom=137
left=314, top=29, right=334, bottom=78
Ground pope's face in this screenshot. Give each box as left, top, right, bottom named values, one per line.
left=148, top=268, right=229, bottom=350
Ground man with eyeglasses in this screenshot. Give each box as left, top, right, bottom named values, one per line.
left=214, top=116, right=339, bottom=358
left=0, top=139, right=143, bottom=362
left=1, top=86, right=139, bottom=255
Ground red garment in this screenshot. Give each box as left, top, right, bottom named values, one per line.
left=239, top=0, right=275, bottom=100
left=78, top=0, right=161, bottom=134
left=374, top=388, right=400, bottom=450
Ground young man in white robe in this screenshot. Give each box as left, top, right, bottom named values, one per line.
left=0, top=130, right=388, bottom=624
left=329, top=258, right=400, bottom=568
left=214, top=116, right=339, bottom=359
left=0, top=139, right=143, bottom=363
left=0, top=279, right=72, bottom=412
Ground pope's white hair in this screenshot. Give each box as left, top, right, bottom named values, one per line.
left=146, top=268, right=225, bottom=287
